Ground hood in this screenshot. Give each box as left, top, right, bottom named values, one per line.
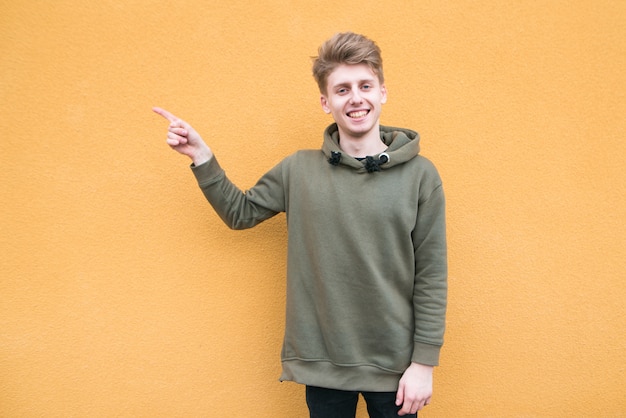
left=322, top=123, right=421, bottom=173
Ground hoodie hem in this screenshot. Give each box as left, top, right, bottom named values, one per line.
left=279, top=358, right=404, bottom=392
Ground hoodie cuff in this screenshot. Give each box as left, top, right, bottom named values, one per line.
left=411, top=341, right=441, bottom=366
left=190, top=156, right=224, bottom=188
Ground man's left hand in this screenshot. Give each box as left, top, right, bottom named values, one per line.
left=395, top=362, right=433, bottom=416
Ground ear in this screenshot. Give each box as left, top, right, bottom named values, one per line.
left=320, top=95, right=331, bottom=114
left=380, top=84, right=388, bottom=104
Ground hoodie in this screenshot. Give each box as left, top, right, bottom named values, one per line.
left=191, top=123, right=447, bottom=391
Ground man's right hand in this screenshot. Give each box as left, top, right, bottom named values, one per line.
left=153, top=107, right=213, bottom=166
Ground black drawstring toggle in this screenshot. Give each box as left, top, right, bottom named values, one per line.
left=328, top=151, right=342, bottom=166
left=364, top=152, right=390, bottom=173
left=328, top=151, right=389, bottom=172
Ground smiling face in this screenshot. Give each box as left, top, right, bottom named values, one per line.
left=320, top=63, right=387, bottom=142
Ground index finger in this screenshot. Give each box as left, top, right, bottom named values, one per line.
left=152, top=106, right=178, bottom=122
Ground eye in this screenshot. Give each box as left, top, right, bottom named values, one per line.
left=337, top=88, right=348, bottom=95
left=362, top=84, right=372, bottom=90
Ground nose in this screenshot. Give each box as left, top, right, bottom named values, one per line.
left=349, top=90, right=363, bottom=104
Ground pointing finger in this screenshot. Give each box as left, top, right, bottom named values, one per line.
left=152, top=106, right=178, bottom=122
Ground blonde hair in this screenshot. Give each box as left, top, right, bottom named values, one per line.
left=312, top=32, right=384, bottom=94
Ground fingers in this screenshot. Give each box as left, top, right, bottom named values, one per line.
left=153, top=106, right=190, bottom=135
left=395, top=383, right=404, bottom=406
left=397, top=399, right=428, bottom=416
left=396, top=386, right=431, bottom=416
left=153, top=107, right=190, bottom=146
left=152, top=106, right=178, bottom=122
left=396, top=383, right=415, bottom=416
left=166, top=127, right=189, bottom=146
left=397, top=401, right=416, bottom=416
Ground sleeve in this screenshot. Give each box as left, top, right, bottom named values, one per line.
left=410, top=166, right=448, bottom=366
left=190, top=156, right=286, bottom=230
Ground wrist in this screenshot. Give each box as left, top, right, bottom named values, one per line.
left=411, top=363, right=434, bottom=372
left=192, top=148, right=213, bottom=166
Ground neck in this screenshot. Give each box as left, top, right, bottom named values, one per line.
left=338, top=126, right=387, bottom=158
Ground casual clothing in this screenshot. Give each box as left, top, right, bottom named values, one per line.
left=306, top=386, right=417, bottom=418
left=191, top=123, right=447, bottom=392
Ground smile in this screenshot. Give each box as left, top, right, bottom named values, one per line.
left=347, top=110, right=369, bottom=119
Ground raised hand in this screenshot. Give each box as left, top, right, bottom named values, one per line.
left=153, top=107, right=213, bottom=166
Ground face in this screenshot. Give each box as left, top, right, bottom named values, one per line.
left=321, top=63, right=387, bottom=141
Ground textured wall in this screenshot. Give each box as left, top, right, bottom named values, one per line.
left=1, top=0, right=625, bottom=416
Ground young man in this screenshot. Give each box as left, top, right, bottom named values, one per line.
left=154, top=32, right=447, bottom=417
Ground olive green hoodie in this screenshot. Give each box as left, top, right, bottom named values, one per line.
left=191, top=123, right=447, bottom=391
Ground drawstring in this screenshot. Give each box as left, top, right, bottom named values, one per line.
left=328, top=151, right=390, bottom=173
left=364, top=153, right=390, bottom=173
left=328, top=151, right=342, bottom=166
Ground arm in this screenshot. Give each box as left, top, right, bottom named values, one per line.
left=191, top=156, right=284, bottom=230
left=153, top=106, right=284, bottom=229
left=397, top=169, right=448, bottom=415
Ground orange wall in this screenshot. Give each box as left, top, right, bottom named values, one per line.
left=1, top=1, right=625, bottom=416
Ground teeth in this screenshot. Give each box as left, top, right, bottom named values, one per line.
left=348, top=110, right=368, bottom=118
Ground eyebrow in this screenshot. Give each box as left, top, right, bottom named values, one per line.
left=331, top=78, right=376, bottom=89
